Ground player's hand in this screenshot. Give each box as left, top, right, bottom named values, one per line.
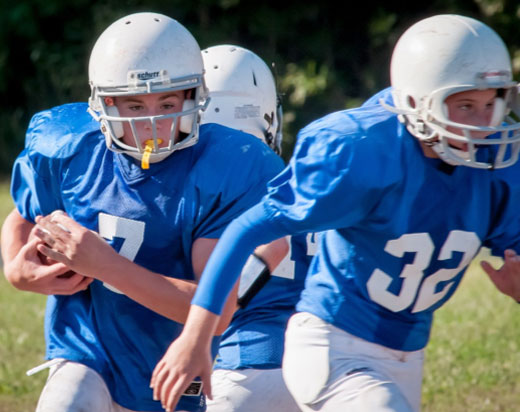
left=151, top=332, right=213, bottom=412
left=481, top=249, right=520, bottom=302
left=3, top=235, right=92, bottom=295
left=33, top=211, right=118, bottom=281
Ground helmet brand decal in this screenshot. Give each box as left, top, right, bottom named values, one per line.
left=476, top=70, right=511, bottom=86
left=137, top=71, right=160, bottom=81
left=477, top=70, right=509, bottom=79
left=235, top=104, right=260, bottom=119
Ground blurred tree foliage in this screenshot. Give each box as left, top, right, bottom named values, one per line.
left=1, top=0, right=518, bottom=171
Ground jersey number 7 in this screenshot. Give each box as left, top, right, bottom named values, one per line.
left=98, top=213, right=145, bottom=294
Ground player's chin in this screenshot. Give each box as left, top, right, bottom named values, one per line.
left=447, top=142, right=468, bottom=152
left=469, top=132, right=493, bottom=141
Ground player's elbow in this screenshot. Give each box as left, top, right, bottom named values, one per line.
left=254, top=237, right=290, bottom=272
left=3, top=262, right=27, bottom=290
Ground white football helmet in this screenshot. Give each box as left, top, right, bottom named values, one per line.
left=201, top=45, right=283, bottom=154
left=88, top=12, right=208, bottom=164
left=386, top=14, right=520, bottom=169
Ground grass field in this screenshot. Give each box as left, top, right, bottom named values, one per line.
left=0, top=180, right=519, bottom=411
left=422, top=252, right=520, bottom=412
left=0, top=180, right=47, bottom=412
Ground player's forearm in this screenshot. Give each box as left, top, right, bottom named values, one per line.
left=193, top=204, right=288, bottom=314
left=1, top=209, right=32, bottom=265
left=98, top=255, right=198, bottom=323
left=1, top=209, right=33, bottom=284
left=215, top=280, right=239, bottom=335
left=183, top=304, right=221, bottom=344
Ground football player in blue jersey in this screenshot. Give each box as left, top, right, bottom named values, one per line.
left=1, top=12, right=287, bottom=412
left=150, top=14, right=520, bottom=412
left=200, top=44, right=314, bottom=412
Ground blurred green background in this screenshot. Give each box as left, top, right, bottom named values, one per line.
left=2, top=0, right=520, bottom=170
left=2, top=2, right=520, bottom=411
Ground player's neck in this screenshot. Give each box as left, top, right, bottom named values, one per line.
left=418, top=141, right=438, bottom=159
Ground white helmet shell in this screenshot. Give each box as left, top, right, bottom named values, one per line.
left=88, top=12, right=208, bottom=163
left=389, top=14, right=520, bottom=169
left=201, top=45, right=282, bottom=154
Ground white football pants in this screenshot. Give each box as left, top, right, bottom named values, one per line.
left=207, top=368, right=300, bottom=412
left=34, top=359, right=186, bottom=412
left=283, top=312, right=424, bottom=412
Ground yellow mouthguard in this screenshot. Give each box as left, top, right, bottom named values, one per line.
left=141, top=139, right=163, bottom=169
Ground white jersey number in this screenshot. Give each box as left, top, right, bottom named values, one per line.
left=98, top=213, right=145, bottom=294
left=366, top=231, right=480, bottom=313
left=272, top=233, right=318, bottom=279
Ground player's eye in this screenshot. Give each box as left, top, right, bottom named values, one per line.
left=128, top=104, right=144, bottom=112
left=161, top=103, right=176, bottom=111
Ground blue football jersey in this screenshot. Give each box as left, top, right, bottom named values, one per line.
left=192, top=98, right=520, bottom=353
left=362, top=86, right=393, bottom=107
left=215, top=233, right=315, bottom=370
left=11, top=103, right=284, bottom=411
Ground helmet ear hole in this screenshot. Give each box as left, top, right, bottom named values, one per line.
left=106, top=106, right=124, bottom=138
left=179, top=99, right=195, bottom=133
